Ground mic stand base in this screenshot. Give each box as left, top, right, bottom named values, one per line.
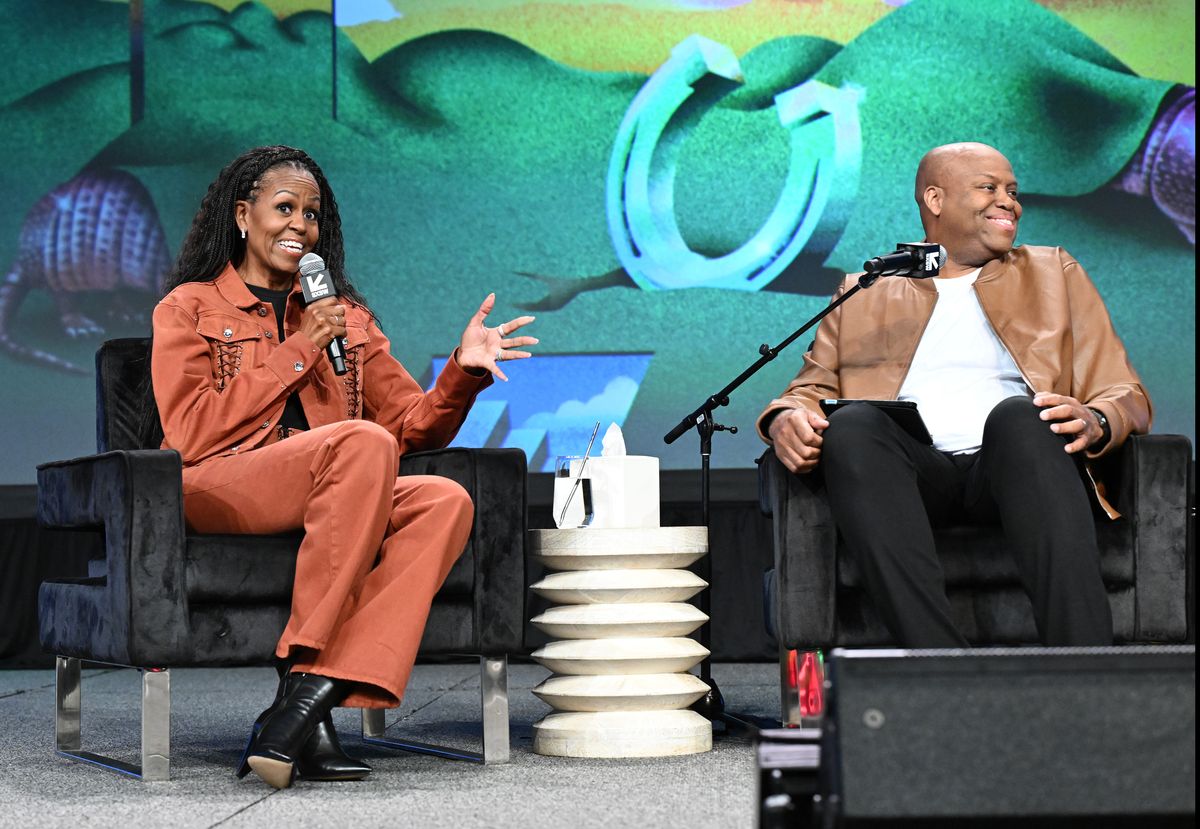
left=691, top=685, right=781, bottom=733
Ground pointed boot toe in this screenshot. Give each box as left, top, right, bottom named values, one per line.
left=297, top=715, right=372, bottom=781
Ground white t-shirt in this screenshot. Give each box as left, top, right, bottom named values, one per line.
left=898, top=269, right=1030, bottom=453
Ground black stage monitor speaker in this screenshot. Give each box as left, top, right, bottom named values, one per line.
left=819, top=645, right=1195, bottom=824
left=758, top=727, right=823, bottom=828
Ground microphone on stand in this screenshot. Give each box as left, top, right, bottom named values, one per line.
left=863, top=242, right=947, bottom=277
left=298, top=252, right=348, bottom=376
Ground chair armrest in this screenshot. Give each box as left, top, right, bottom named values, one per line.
left=36, top=450, right=189, bottom=665
left=758, top=449, right=838, bottom=651
left=1115, top=434, right=1193, bottom=641
left=399, top=447, right=527, bottom=654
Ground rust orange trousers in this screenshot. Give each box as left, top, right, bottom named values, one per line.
left=181, top=420, right=473, bottom=709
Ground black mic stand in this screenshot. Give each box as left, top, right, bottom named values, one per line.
left=663, top=269, right=889, bottom=732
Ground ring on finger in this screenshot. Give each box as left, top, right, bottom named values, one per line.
left=496, top=348, right=504, bottom=362
left=497, top=324, right=506, bottom=338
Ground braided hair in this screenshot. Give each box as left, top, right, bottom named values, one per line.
left=139, top=146, right=374, bottom=448
left=165, top=144, right=370, bottom=311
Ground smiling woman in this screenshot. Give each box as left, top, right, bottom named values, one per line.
left=234, top=166, right=322, bottom=289
left=145, top=144, right=538, bottom=789
left=163, top=146, right=365, bottom=309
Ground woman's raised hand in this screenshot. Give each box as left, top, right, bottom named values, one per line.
left=457, top=293, right=537, bottom=382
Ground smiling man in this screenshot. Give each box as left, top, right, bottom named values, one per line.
left=758, top=142, right=1151, bottom=647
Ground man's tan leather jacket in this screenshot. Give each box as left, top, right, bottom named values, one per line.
left=757, top=245, right=1151, bottom=512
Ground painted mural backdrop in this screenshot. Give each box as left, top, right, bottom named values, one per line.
left=0, top=0, right=1193, bottom=482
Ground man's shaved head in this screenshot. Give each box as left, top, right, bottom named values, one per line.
left=915, top=142, right=1008, bottom=207
left=914, top=142, right=1021, bottom=275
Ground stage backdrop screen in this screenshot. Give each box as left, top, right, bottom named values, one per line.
left=0, top=0, right=1193, bottom=482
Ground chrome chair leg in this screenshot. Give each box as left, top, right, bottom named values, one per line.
left=481, top=656, right=510, bottom=764
left=55, top=656, right=81, bottom=752
left=361, top=655, right=511, bottom=764
left=54, top=656, right=171, bottom=780
left=140, top=669, right=171, bottom=781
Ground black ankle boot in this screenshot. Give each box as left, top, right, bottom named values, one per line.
left=236, top=669, right=371, bottom=782
left=245, top=673, right=351, bottom=789
left=297, top=714, right=372, bottom=781
left=277, top=672, right=371, bottom=782
left=235, top=663, right=291, bottom=780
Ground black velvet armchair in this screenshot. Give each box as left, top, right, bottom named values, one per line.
left=759, top=434, right=1193, bottom=720
left=37, top=338, right=527, bottom=779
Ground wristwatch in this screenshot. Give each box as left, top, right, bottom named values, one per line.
left=1087, top=407, right=1111, bottom=447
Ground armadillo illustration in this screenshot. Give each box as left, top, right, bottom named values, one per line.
left=0, top=168, right=170, bottom=374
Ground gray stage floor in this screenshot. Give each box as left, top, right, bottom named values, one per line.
left=0, top=662, right=779, bottom=828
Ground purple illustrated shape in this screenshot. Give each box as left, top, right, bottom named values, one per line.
left=1112, top=87, right=1196, bottom=244
left=0, top=169, right=170, bottom=374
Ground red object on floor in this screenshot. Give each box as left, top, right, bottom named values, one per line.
left=794, top=650, right=824, bottom=718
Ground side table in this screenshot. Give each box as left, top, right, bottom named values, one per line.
left=529, top=526, right=713, bottom=757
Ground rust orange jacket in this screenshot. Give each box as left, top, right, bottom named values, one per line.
left=151, top=263, right=491, bottom=465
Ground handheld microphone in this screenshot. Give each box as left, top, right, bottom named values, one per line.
left=298, top=252, right=348, bottom=376
left=863, top=242, right=947, bottom=277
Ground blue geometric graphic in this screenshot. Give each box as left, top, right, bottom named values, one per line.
left=428, top=353, right=653, bottom=471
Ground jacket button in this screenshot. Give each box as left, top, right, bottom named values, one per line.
left=258, top=307, right=268, bottom=317
left=223, top=328, right=233, bottom=339
left=265, top=331, right=273, bottom=339
left=294, top=361, right=304, bottom=372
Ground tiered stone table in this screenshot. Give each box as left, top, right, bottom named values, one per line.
left=529, top=526, right=713, bottom=757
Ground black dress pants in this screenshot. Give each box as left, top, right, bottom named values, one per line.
left=820, top=396, right=1113, bottom=647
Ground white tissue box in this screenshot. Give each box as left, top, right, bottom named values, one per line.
left=586, top=455, right=660, bottom=529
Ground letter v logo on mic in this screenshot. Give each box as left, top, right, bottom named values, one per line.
left=303, top=269, right=331, bottom=301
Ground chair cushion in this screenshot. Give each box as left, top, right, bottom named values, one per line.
left=183, top=596, right=479, bottom=664
left=184, top=535, right=302, bottom=603
left=834, top=583, right=1138, bottom=646
left=837, top=519, right=1135, bottom=589
left=184, top=532, right=474, bottom=604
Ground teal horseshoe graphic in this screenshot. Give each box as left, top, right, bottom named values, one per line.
left=606, top=35, right=862, bottom=292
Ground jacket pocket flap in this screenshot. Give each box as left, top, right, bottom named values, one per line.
left=196, top=314, right=263, bottom=343
left=343, top=324, right=370, bottom=349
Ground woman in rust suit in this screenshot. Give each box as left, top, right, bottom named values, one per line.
left=150, top=145, right=536, bottom=789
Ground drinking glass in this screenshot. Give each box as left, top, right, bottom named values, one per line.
left=552, top=455, right=594, bottom=528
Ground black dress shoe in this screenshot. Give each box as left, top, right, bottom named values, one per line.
left=245, top=673, right=352, bottom=789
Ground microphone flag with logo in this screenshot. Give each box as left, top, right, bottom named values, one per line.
left=862, top=242, right=947, bottom=277
left=298, top=252, right=348, bottom=376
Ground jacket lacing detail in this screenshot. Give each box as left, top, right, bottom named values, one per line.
left=213, top=342, right=244, bottom=391
left=343, top=348, right=362, bottom=419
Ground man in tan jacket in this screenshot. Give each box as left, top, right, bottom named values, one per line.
left=758, top=142, right=1151, bottom=647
